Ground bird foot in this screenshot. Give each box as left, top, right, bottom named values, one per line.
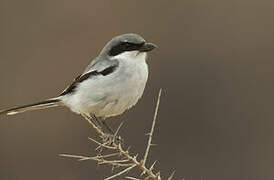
left=102, top=133, right=123, bottom=145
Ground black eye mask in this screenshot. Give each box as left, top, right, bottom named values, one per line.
left=109, top=42, right=145, bottom=56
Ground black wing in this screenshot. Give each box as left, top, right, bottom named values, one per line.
left=59, top=64, right=118, bottom=96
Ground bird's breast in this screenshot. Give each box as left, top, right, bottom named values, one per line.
left=98, top=58, right=148, bottom=117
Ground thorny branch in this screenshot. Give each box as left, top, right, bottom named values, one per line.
left=60, top=89, right=175, bottom=180
left=143, top=88, right=162, bottom=167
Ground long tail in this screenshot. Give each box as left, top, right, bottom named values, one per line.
left=0, top=98, right=61, bottom=116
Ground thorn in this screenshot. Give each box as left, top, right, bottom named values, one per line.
left=144, top=176, right=150, bottom=180
left=149, top=160, right=157, bottom=171
left=168, top=170, right=176, bottom=180
left=114, top=122, right=124, bottom=138
left=125, top=177, right=140, bottom=180
left=141, top=171, right=146, bottom=176
left=104, top=164, right=137, bottom=180
left=134, top=154, right=139, bottom=159
left=156, top=172, right=161, bottom=179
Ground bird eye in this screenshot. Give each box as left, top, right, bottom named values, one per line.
left=124, top=42, right=131, bottom=47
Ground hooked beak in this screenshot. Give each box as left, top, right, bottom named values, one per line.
left=139, top=42, right=157, bottom=52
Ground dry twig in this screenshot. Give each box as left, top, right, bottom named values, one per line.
left=142, top=88, right=162, bottom=170
left=60, top=89, right=172, bottom=180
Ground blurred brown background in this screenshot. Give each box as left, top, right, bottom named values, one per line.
left=1, top=0, right=274, bottom=179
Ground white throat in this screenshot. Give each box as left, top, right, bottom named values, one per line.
left=111, top=51, right=147, bottom=62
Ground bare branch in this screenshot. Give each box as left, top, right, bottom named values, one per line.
left=59, top=154, right=97, bottom=161
left=88, top=137, right=116, bottom=149
left=59, top=152, right=122, bottom=162
left=104, top=164, right=137, bottom=180
left=143, top=88, right=162, bottom=166
left=98, top=159, right=129, bottom=165
left=98, top=152, right=121, bottom=158
left=125, top=177, right=141, bottom=180
left=62, top=89, right=164, bottom=180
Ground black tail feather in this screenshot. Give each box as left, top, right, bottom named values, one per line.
left=0, top=98, right=61, bottom=115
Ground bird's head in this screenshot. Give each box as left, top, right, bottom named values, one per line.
left=100, top=33, right=157, bottom=60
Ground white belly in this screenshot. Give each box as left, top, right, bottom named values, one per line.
left=61, top=52, right=149, bottom=118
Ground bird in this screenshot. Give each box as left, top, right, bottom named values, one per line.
left=0, top=33, right=157, bottom=133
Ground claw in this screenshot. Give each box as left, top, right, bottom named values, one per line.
left=103, top=133, right=124, bottom=145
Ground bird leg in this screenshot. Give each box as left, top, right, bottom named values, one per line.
left=87, top=114, right=123, bottom=145
left=87, top=114, right=103, bottom=131
left=101, top=120, right=114, bottom=134
left=90, top=114, right=114, bottom=134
